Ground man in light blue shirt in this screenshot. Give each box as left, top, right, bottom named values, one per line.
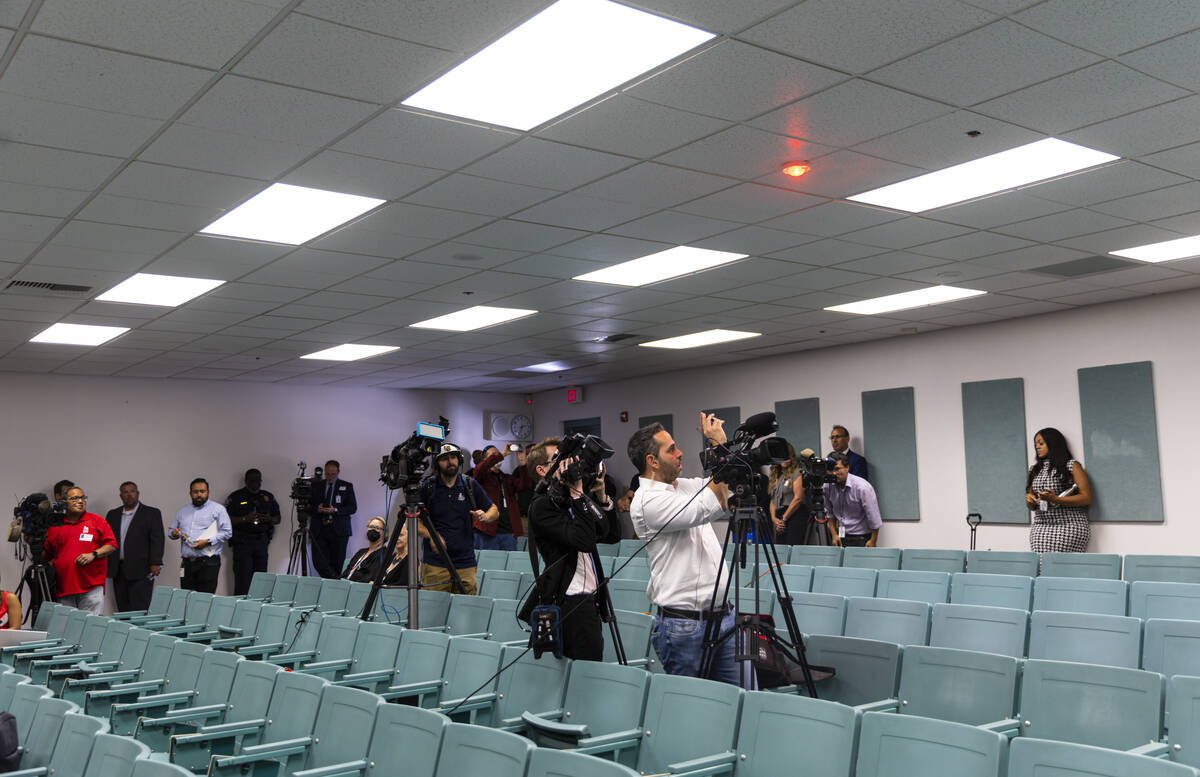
left=170, top=477, right=233, bottom=593
left=823, top=453, right=882, bottom=547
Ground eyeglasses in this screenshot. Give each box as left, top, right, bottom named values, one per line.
left=66, top=496, right=87, bottom=502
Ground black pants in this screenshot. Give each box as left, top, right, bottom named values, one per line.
left=181, top=556, right=221, bottom=593
left=231, top=534, right=271, bottom=596
left=311, top=525, right=349, bottom=579
left=560, top=593, right=604, bottom=661
left=843, top=533, right=871, bottom=547
left=111, top=563, right=153, bottom=612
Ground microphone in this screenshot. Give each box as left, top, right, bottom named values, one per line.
left=736, top=411, right=779, bottom=438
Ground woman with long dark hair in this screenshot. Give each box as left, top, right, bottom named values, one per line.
left=1025, top=428, right=1093, bottom=552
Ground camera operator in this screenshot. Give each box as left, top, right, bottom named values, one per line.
left=44, top=487, right=117, bottom=615
left=521, top=437, right=620, bottom=661
left=629, top=414, right=738, bottom=684
left=225, top=468, right=281, bottom=595
left=419, top=443, right=497, bottom=594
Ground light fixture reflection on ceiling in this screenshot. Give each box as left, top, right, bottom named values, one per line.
left=640, top=329, right=761, bottom=349
left=825, top=285, right=986, bottom=315
left=97, top=273, right=225, bottom=307
left=200, top=183, right=385, bottom=245
left=300, top=344, right=399, bottom=361
left=410, top=306, right=538, bottom=331
left=573, top=246, right=748, bottom=287
left=30, top=322, right=130, bottom=346
left=517, top=360, right=573, bottom=373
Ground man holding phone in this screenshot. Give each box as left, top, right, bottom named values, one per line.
left=472, top=443, right=528, bottom=551
left=308, top=460, right=357, bottom=578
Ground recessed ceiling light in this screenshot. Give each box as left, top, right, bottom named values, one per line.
left=1110, top=235, right=1200, bottom=263
left=300, top=344, right=400, bottom=361
left=573, top=246, right=748, bottom=287
left=517, top=360, right=573, bottom=373
left=30, top=322, right=129, bottom=346
left=401, top=0, right=715, bottom=131
left=96, top=273, right=225, bottom=307
left=640, top=329, right=761, bottom=349
left=825, top=285, right=986, bottom=315
left=847, top=138, right=1119, bottom=213
left=200, top=183, right=385, bottom=245
left=410, top=305, right=537, bottom=332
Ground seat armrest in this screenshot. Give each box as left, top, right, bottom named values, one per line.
left=159, top=623, right=206, bottom=636
left=173, top=717, right=267, bottom=743
left=379, top=679, right=441, bottom=702
left=1129, top=742, right=1171, bottom=759
left=666, top=751, right=738, bottom=777
left=209, top=736, right=313, bottom=770
left=216, top=625, right=244, bottom=637
left=332, top=668, right=392, bottom=687
left=855, top=699, right=900, bottom=714
left=574, top=729, right=643, bottom=758
left=266, top=649, right=318, bottom=668
left=292, top=759, right=368, bottom=777
left=236, top=641, right=286, bottom=659
left=979, top=718, right=1021, bottom=738
left=298, top=657, right=353, bottom=676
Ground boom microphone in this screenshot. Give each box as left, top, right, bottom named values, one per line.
left=736, top=411, right=779, bottom=438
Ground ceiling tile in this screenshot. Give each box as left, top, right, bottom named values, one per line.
left=0, top=142, right=123, bottom=191
left=769, top=238, right=886, bottom=266
left=0, top=3, right=29, bottom=26
left=496, top=254, right=606, bottom=280
left=537, top=96, right=731, bottom=158
left=764, top=150, right=924, bottom=199
left=282, top=150, right=444, bottom=200
left=621, top=0, right=796, bottom=34
left=1030, top=160, right=1189, bottom=207
left=839, top=217, right=971, bottom=250
left=912, top=230, right=1036, bottom=260
left=966, top=244, right=1092, bottom=272
left=761, top=202, right=900, bottom=238
left=403, top=173, right=557, bottom=217
left=657, top=125, right=836, bottom=181
left=401, top=242, right=528, bottom=270
left=331, top=203, right=491, bottom=243
left=513, top=194, right=656, bottom=232
left=693, top=226, right=818, bottom=257
left=1140, top=141, right=1200, bottom=179
left=836, top=251, right=950, bottom=275
left=853, top=111, right=1042, bottom=170
left=607, top=210, right=740, bottom=243
left=462, top=138, right=634, bottom=191
left=140, top=122, right=316, bottom=179
left=550, top=234, right=670, bottom=263
left=1089, top=182, right=1200, bottom=222
left=407, top=271, right=553, bottom=305
left=576, top=162, right=735, bottom=210
left=1056, top=223, right=1187, bottom=255
left=0, top=183, right=90, bottom=219
left=453, top=221, right=587, bottom=254
left=1121, top=28, right=1200, bottom=92
left=673, top=183, right=823, bottom=224
left=1014, top=0, right=1200, bottom=56
left=240, top=248, right=390, bottom=289
left=335, top=109, right=519, bottom=170
left=1068, top=95, right=1200, bottom=158
left=0, top=93, right=163, bottom=156
left=996, top=208, right=1134, bottom=242
left=104, top=161, right=264, bottom=209
left=307, top=228, right=434, bottom=261
left=74, top=194, right=222, bottom=233
left=927, top=193, right=1072, bottom=229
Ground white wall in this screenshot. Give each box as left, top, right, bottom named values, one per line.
left=530, top=287, right=1200, bottom=557
left=0, top=373, right=524, bottom=604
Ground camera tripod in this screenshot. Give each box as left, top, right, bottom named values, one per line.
left=18, top=554, right=55, bottom=627
left=287, top=509, right=321, bottom=576
left=699, top=483, right=831, bottom=695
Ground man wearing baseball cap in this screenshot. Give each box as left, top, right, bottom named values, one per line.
left=418, top=442, right=498, bottom=594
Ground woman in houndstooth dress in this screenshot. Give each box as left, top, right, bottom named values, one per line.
left=1025, top=427, right=1093, bottom=552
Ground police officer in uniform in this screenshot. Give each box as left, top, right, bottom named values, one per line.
left=225, top=468, right=281, bottom=595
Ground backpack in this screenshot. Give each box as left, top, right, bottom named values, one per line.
left=0, top=711, right=20, bottom=772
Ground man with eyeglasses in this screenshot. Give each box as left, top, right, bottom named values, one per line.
left=827, top=425, right=869, bottom=480
left=43, top=487, right=117, bottom=614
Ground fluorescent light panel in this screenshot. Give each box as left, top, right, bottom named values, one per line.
left=410, top=306, right=537, bottom=332
left=640, top=329, right=761, bottom=350
left=1111, top=235, right=1200, bottom=263
left=518, top=360, right=573, bottom=373
left=30, top=323, right=129, bottom=346
left=300, top=344, right=399, bottom=361
left=826, top=285, right=985, bottom=315
left=401, top=0, right=715, bottom=130
left=200, top=183, right=385, bottom=245
left=848, top=138, right=1119, bottom=213
left=97, top=273, right=225, bottom=307
left=574, top=246, right=748, bottom=287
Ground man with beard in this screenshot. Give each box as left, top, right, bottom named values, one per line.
left=170, top=478, right=233, bottom=593
left=418, top=443, right=497, bottom=594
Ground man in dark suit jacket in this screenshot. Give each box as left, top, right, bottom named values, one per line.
left=105, top=481, right=165, bottom=611
left=828, top=425, right=870, bottom=480
left=308, top=459, right=357, bottom=579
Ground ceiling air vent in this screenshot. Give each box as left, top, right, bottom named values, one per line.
left=1033, top=256, right=1139, bottom=278
left=4, top=280, right=95, bottom=298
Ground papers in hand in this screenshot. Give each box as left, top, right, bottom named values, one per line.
left=187, top=521, right=220, bottom=556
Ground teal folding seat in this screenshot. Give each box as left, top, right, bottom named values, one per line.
left=371, top=585, right=410, bottom=625
left=479, top=569, right=522, bottom=599
left=527, top=749, right=640, bottom=777
left=610, top=557, right=650, bottom=582
left=842, top=546, right=900, bottom=570
left=929, top=603, right=1028, bottom=658
left=812, top=566, right=876, bottom=597
left=147, top=592, right=214, bottom=634
left=179, top=597, right=253, bottom=645
left=493, top=645, right=569, bottom=730
left=29, top=618, right=131, bottom=685
left=33, top=601, right=63, bottom=631
left=244, top=572, right=276, bottom=601
left=617, top=539, right=645, bottom=558
left=403, top=589, right=452, bottom=628
left=131, top=760, right=194, bottom=777
left=966, top=550, right=1039, bottom=577
left=1142, top=618, right=1200, bottom=678
left=276, top=613, right=364, bottom=674
left=290, top=575, right=324, bottom=609
left=1033, top=576, right=1129, bottom=616
left=109, top=646, right=241, bottom=735
left=83, top=733, right=150, bottom=777
left=1140, top=675, right=1200, bottom=769
left=862, top=645, right=1019, bottom=725
left=801, top=635, right=901, bottom=706
left=632, top=673, right=742, bottom=777
left=253, top=609, right=325, bottom=667
left=506, top=554, right=534, bottom=575
left=606, top=579, right=651, bottom=613
left=353, top=704, right=447, bottom=777
left=130, top=590, right=195, bottom=631
left=486, top=598, right=529, bottom=645
left=987, top=659, right=1164, bottom=750
left=779, top=592, right=846, bottom=637
left=900, top=549, right=966, bottom=574
left=1040, top=552, right=1122, bottom=580
left=109, top=586, right=173, bottom=621
left=60, top=631, right=176, bottom=707
left=314, top=578, right=352, bottom=614
left=215, top=603, right=290, bottom=657
left=844, top=596, right=930, bottom=645
left=15, top=710, right=108, bottom=777
left=523, top=660, right=649, bottom=768
left=875, top=569, right=951, bottom=605
left=779, top=564, right=813, bottom=593
left=15, top=613, right=106, bottom=673
left=951, top=572, right=1033, bottom=610
left=267, top=574, right=299, bottom=605
left=1028, top=610, right=1142, bottom=668
left=19, top=696, right=78, bottom=768
left=430, top=637, right=503, bottom=726
left=435, top=594, right=494, bottom=637
left=604, top=609, right=654, bottom=668
left=379, top=629, right=450, bottom=707
left=856, top=712, right=1004, bottom=777
left=434, top=723, right=533, bottom=777
left=733, top=691, right=859, bottom=777
left=344, top=582, right=372, bottom=619
left=515, top=536, right=528, bottom=551
left=0, top=671, right=28, bottom=709
left=477, top=549, right=509, bottom=570
left=595, top=542, right=618, bottom=557
left=1124, top=555, right=1200, bottom=585
left=11, top=684, right=54, bottom=742
left=790, top=546, right=842, bottom=568
left=1010, top=737, right=1195, bottom=777
left=83, top=637, right=207, bottom=719
left=1131, top=581, right=1200, bottom=621
left=329, top=620, right=403, bottom=693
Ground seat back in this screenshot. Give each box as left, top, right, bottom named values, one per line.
left=22, top=696, right=78, bottom=768
left=1028, top=611, right=1142, bottom=668
left=144, top=584, right=173, bottom=615
left=487, top=598, right=528, bottom=643
left=896, top=645, right=1019, bottom=724
left=604, top=610, right=653, bottom=665
left=1130, top=581, right=1200, bottom=621
left=610, top=557, right=650, bottom=581
left=344, top=582, right=372, bottom=619
left=780, top=592, right=846, bottom=637
left=138, top=632, right=178, bottom=680
left=41, top=604, right=72, bottom=638
left=82, top=733, right=150, bottom=777
left=1166, top=675, right=1200, bottom=768
left=95, top=619, right=133, bottom=663
left=48, top=712, right=109, bottom=777
left=203, top=596, right=237, bottom=630
left=434, top=723, right=532, bottom=777
left=734, top=691, right=859, bottom=777
left=11, top=683, right=53, bottom=741
left=60, top=608, right=90, bottom=643
left=131, top=760, right=196, bottom=777
left=1124, top=555, right=1200, bottom=584
left=394, top=629, right=450, bottom=689
left=494, top=646, right=569, bottom=727
left=1009, top=737, right=1195, bottom=777
left=1033, top=576, right=1129, bottom=616
left=636, top=673, right=742, bottom=775
left=262, top=669, right=327, bottom=745
left=803, top=635, right=901, bottom=706
left=305, top=685, right=380, bottom=770
left=445, top=594, right=493, bottom=636
left=283, top=609, right=323, bottom=654
left=506, top=554, right=534, bottom=575
left=161, top=588, right=191, bottom=622
left=363, top=704, right=446, bottom=777
left=193, top=646, right=241, bottom=707
left=790, top=546, right=842, bottom=568
left=617, top=539, right=645, bottom=557
left=557, top=660, right=649, bottom=741
left=929, top=603, right=1028, bottom=658
left=0, top=672, right=29, bottom=709
left=180, top=592, right=213, bottom=625
left=478, top=569, right=521, bottom=600
left=605, top=579, right=651, bottom=613
left=246, top=572, right=276, bottom=600
left=162, top=638, right=208, bottom=690
left=844, top=596, right=930, bottom=645
left=316, top=579, right=351, bottom=612
left=33, top=601, right=61, bottom=631
left=900, top=549, right=966, bottom=574
left=778, top=564, right=813, bottom=594
left=855, top=712, right=1005, bottom=777
left=875, top=569, right=951, bottom=605
left=966, top=550, right=1039, bottom=577
left=74, top=615, right=110, bottom=654
left=418, top=589, right=452, bottom=628
left=1142, top=618, right=1200, bottom=678
left=527, top=748, right=640, bottom=777
left=811, top=566, right=876, bottom=598
left=270, top=574, right=299, bottom=603
left=595, top=542, right=618, bottom=557
left=1040, top=552, right=1122, bottom=580
left=349, top=620, right=402, bottom=675
left=226, top=659, right=283, bottom=721
left=1018, top=659, right=1163, bottom=750
left=223, top=598, right=261, bottom=635
left=476, top=549, right=509, bottom=570
left=440, top=638, right=502, bottom=708
left=292, top=575, right=324, bottom=607
left=251, top=603, right=290, bottom=643
left=116, top=627, right=152, bottom=670
left=313, top=614, right=361, bottom=658
left=841, top=547, right=900, bottom=570
left=951, top=572, right=1033, bottom=610
left=373, top=586, right=409, bottom=625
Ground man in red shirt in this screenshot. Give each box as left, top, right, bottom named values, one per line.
left=472, top=445, right=529, bottom=550
left=44, top=486, right=117, bottom=615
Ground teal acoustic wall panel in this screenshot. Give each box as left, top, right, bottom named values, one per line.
left=775, top=397, right=822, bottom=455
left=1077, top=361, right=1163, bottom=523
left=637, top=414, right=673, bottom=436
left=861, top=387, right=919, bottom=521
left=962, top=378, right=1029, bottom=524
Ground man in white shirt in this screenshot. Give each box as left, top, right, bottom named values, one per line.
left=629, top=413, right=738, bottom=684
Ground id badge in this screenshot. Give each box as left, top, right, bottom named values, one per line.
left=335, top=496, right=342, bottom=505
left=838, top=523, right=846, bottom=538
left=1037, top=500, right=1048, bottom=512
left=79, top=531, right=94, bottom=542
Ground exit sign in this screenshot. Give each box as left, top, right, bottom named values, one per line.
left=566, top=385, right=584, bottom=404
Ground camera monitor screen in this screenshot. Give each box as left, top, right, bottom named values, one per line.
left=417, top=422, right=446, bottom=440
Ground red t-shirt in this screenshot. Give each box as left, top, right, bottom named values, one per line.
left=44, top=512, right=117, bottom=597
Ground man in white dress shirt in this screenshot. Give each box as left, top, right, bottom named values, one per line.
left=629, top=412, right=739, bottom=684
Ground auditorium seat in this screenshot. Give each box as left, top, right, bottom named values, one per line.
left=1130, top=581, right=1200, bottom=621
left=617, top=539, right=646, bottom=557
left=779, top=563, right=814, bottom=593
left=435, top=723, right=533, bottom=777
left=84, top=732, right=151, bottom=777
left=479, top=569, right=522, bottom=600
left=1124, top=555, right=1200, bottom=585
left=131, top=759, right=193, bottom=777
left=348, top=704, right=446, bottom=777
left=181, top=598, right=259, bottom=645
left=929, top=603, right=1028, bottom=658
left=951, top=572, right=1034, bottom=611
left=790, top=546, right=843, bottom=568
left=61, top=632, right=176, bottom=707
left=1032, top=576, right=1129, bottom=616
left=214, top=603, right=290, bottom=656
left=1039, top=552, right=1122, bottom=580
left=84, top=637, right=206, bottom=719
left=966, top=550, right=1039, bottom=577
left=323, top=620, right=403, bottom=694
left=812, top=566, right=877, bottom=598
left=10, top=609, right=89, bottom=668
left=434, top=594, right=495, bottom=638
left=1140, top=675, right=1200, bottom=769
left=606, top=578, right=651, bottom=613
left=603, top=610, right=654, bottom=669
left=10, top=683, right=54, bottom=741
left=1009, top=736, right=1194, bottom=777
left=256, top=609, right=324, bottom=668
left=492, top=645, right=569, bottom=731
left=733, top=691, right=860, bottom=777
left=801, top=635, right=900, bottom=706
left=844, top=596, right=931, bottom=646
left=842, top=547, right=901, bottom=571
left=109, top=645, right=241, bottom=735
left=380, top=628, right=450, bottom=707
left=143, top=593, right=213, bottom=634
left=900, top=549, right=966, bottom=574
left=290, top=575, right=324, bottom=609
left=486, top=598, right=529, bottom=645
left=344, top=582, right=372, bottom=618
left=428, top=637, right=504, bottom=726
left=1027, top=611, right=1142, bottom=668
left=595, top=542, right=618, bottom=557
left=875, top=569, right=951, bottom=605
left=507, top=554, right=535, bottom=575
left=311, top=578, right=352, bottom=614
left=477, top=549, right=509, bottom=570
left=1142, top=618, right=1200, bottom=678
left=15, top=708, right=108, bottom=777
left=29, top=618, right=130, bottom=685
left=277, top=614, right=365, bottom=675
left=778, top=591, right=846, bottom=637
left=264, top=574, right=299, bottom=605
left=242, top=571, right=276, bottom=601
left=110, top=586, right=174, bottom=620
left=609, top=556, right=650, bottom=582
left=628, top=673, right=741, bottom=777
left=175, top=596, right=236, bottom=642
left=862, top=645, right=1019, bottom=725
left=856, top=712, right=1005, bottom=777
left=526, top=748, right=641, bottom=777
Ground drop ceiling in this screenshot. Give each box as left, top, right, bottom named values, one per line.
left=2, top=0, right=1200, bottom=390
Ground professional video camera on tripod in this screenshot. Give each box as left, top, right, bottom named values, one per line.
left=10, top=494, right=65, bottom=624
left=698, top=411, right=833, bottom=694
left=286, top=462, right=323, bottom=576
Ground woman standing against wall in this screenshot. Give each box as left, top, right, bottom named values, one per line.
left=1025, top=428, right=1093, bottom=552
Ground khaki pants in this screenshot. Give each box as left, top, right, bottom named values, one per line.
left=420, top=563, right=478, bottom=595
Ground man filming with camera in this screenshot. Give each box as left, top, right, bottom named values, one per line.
left=629, top=413, right=738, bottom=684
left=521, top=437, right=620, bottom=661
left=44, top=486, right=117, bottom=615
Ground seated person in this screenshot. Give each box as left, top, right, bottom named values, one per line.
left=381, top=523, right=413, bottom=586
left=0, top=581, right=19, bottom=629
left=342, top=516, right=387, bottom=583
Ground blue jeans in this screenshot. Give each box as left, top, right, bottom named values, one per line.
left=474, top=532, right=517, bottom=551
left=651, top=611, right=744, bottom=685
left=58, top=585, right=105, bottom=615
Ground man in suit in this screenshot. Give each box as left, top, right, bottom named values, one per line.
left=105, top=481, right=165, bottom=611
left=827, top=425, right=870, bottom=480
left=308, top=460, right=357, bottom=579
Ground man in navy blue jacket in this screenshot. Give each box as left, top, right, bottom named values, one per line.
left=828, top=426, right=870, bottom=480
left=309, top=459, right=357, bottom=578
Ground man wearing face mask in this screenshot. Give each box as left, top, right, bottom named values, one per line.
left=225, top=468, right=281, bottom=596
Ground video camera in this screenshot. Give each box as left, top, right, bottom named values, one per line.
left=534, top=432, right=615, bottom=500
left=795, top=449, right=837, bottom=509
left=701, top=411, right=790, bottom=488
left=290, top=462, right=322, bottom=527
left=380, top=417, right=450, bottom=494
left=12, top=493, right=65, bottom=559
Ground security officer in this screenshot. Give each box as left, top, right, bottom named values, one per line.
left=225, top=468, right=281, bottom=595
